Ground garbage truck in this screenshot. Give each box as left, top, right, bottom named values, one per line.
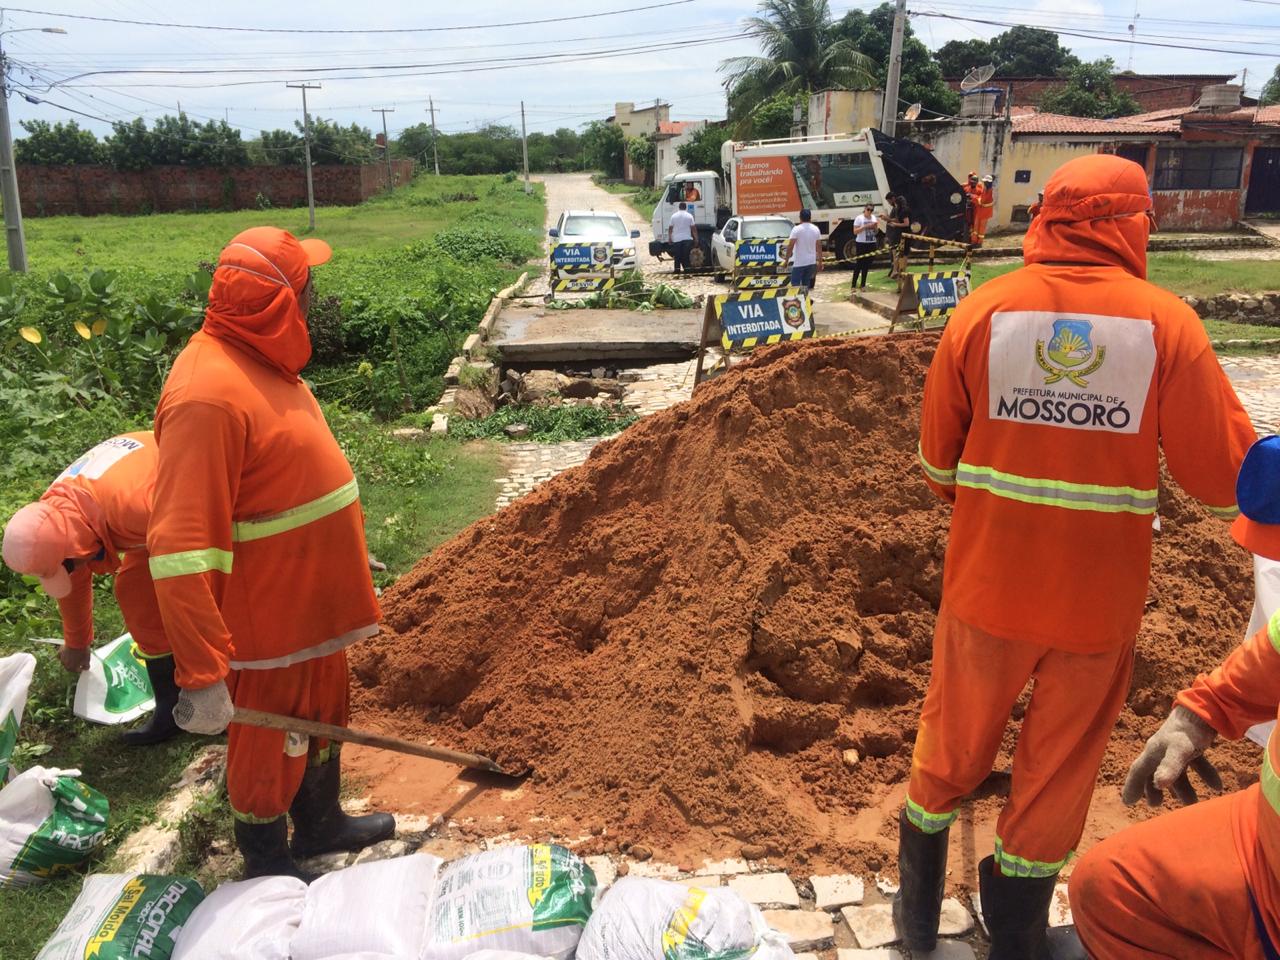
left=648, top=128, right=969, bottom=268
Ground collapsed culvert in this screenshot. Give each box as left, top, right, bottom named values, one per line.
left=352, top=335, right=1261, bottom=872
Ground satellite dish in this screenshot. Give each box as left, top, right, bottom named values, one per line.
left=903, top=103, right=923, bottom=121
left=960, top=64, right=997, bottom=90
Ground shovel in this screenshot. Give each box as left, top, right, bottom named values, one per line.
left=232, top=707, right=526, bottom=778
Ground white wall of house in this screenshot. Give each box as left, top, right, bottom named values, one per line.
left=654, top=121, right=708, bottom=183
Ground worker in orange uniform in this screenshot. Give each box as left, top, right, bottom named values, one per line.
left=2, top=432, right=179, bottom=745
left=1070, top=434, right=1280, bottom=959
left=962, top=171, right=981, bottom=242
left=902, top=153, right=1256, bottom=958
left=147, top=226, right=393, bottom=880
left=971, top=174, right=995, bottom=246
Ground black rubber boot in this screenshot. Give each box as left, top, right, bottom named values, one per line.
left=289, top=748, right=395, bottom=860
left=1045, top=925, right=1088, bottom=960
left=979, top=855, right=1058, bottom=960
left=121, top=655, right=181, bottom=746
left=893, top=808, right=950, bottom=952
left=234, top=817, right=315, bottom=882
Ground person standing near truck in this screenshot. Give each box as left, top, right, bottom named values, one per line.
left=851, top=203, right=879, bottom=291
left=668, top=202, right=697, bottom=275
left=785, top=208, right=822, bottom=291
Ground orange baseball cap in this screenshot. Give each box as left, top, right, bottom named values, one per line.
left=2, top=502, right=77, bottom=598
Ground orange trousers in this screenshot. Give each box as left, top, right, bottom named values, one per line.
left=225, top=650, right=348, bottom=822
left=1071, top=786, right=1267, bottom=959
left=114, top=550, right=170, bottom=658
left=906, top=609, right=1134, bottom=876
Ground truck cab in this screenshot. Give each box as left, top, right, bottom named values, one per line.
left=648, top=171, right=727, bottom=268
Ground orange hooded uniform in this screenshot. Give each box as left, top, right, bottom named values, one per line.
left=971, top=181, right=995, bottom=245
left=147, top=227, right=380, bottom=821
left=9, top=432, right=167, bottom=656
left=911, top=154, right=1254, bottom=877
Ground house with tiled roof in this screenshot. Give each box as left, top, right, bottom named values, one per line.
left=653, top=119, right=707, bottom=185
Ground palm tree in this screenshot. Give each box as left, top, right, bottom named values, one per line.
left=720, top=0, right=876, bottom=132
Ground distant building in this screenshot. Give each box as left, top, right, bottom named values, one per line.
left=608, top=101, right=670, bottom=185
left=652, top=120, right=707, bottom=184
left=942, top=73, right=1242, bottom=114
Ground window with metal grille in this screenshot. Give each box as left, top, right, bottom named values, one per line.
left=1154, top=147, right=1243, bottom=191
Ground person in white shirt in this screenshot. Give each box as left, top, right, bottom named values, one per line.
left=851, top=203, right=879, bottom=291
left=785, top=208, right=823, bottom=291
left=667, top=202, right=697, bottom=275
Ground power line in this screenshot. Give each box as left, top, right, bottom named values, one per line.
left=0, top=1, right=695, bottom=34
left=911, top=11, right=1280, bottom=57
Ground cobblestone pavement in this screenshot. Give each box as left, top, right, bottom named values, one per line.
left=1223, top=354, right=1280, bottom=434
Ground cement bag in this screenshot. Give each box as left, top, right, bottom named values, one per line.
left=577, top=877, right=796, bottom=960
left=462, top=953, right=554, bottom=960
left=35, top=873, right=205, bottom=960
left=0, top=765, right=108, bottom=887
left=172, top=875, right=307, bottom=960
left=293, top=852, right=443, bottom=960
left=75, top=633, right=156, bottom=725
left=423, top=844, right=596, bottom=960
left=0, top=651, right=36, bottom=780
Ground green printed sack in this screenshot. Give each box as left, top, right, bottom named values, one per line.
left=424, top=843, right=598, bottom=960
left=0, top=651, right=36, bottom=781
left=74, top=633, right=155, bottom=725
left=0, top=766, right=109, bottom=887
left=36, top=873, right=205, bottom=960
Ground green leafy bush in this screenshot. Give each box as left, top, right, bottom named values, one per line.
left=449, top=403, right=637, bottom=443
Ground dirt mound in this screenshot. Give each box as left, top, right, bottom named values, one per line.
left=351, top=335, right=1256, bottom=870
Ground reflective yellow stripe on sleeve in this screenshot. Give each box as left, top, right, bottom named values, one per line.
left=993, top=835, right=1071, bottom=878
left=918, top=444, right=958, bottom=486
left=149, top=548, right=233, bottom=580
left=955, top=462, right=1158, bottom=515
left=1267, top=610, right=1280, bottom=656
left=1261, top=739, right=1280, bottom=819
left=232, top=478, right=359, bottom=543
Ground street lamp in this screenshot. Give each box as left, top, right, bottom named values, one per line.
left=0, top=25, right=69, bottom=272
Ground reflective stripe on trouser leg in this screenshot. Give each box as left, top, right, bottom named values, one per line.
left=993, top=636, right=1136, bottom=879
left=907, top=610, right=1045, bottom=833
left=226, top=649, right=350, bottom=822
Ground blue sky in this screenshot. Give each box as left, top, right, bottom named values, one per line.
left=2, top=0, right=1276, bottom=141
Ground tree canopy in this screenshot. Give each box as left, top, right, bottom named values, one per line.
left=831, top=4, right=958, bottom=118
left=677, top=124, right=732, bottom=173
left=721, top=0, right=875, bottom=135
left=1262, top=64, right=1280, bottom=107
left=933, top=27, right=1078, bottom=78
left=1039, top=59, right=1141, bottom=118
left=14, top=120, right=103, bottom=165
left=580, top=120, right=626, bottom=179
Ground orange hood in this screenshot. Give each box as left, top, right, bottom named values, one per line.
left=202, top=227, right=332, bottom=379
left=1022, top=154, right=1152, bottom=279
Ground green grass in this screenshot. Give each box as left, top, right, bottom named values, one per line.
left=1203, top=318, right=1280, bottom=350
left=958, top=253, right=1280, bottom=299
left=23, top=174, right=544, bottom=274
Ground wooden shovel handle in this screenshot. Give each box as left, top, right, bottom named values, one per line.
left=231, top=707, right=515, bottom=776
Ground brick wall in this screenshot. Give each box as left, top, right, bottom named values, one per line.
left=945, top=76, right=1226, bottom=112
left=17, top=160, right=415, bottom=217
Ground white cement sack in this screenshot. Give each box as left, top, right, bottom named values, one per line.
left=35, top=873, right=205, bottom=960
left=0, top=765, right=109, bottom=887
left=293, top=852, right=443, bottom=960
left=1246, top=555, right=1280, bottom=748
left=75, top=632, right=156, bottom=725
left=0, top=651, right=36, bottom=780
left=577, top=877, right=796, bottom=960
left=172, top=875, right=306, bottom=960
left=463, top=951, right=555, bottom=960
left=424, top=844, right=597, bottom=960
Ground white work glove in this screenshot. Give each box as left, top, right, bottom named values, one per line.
left=173, top=682, right=234, bottom=735
left=1122, top=705, right=1222, bottom=806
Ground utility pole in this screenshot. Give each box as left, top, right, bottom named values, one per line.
left=428, top=96, right=440, bottom=175
left=372, top=107, right=395, bottom=190
left=287, top=81, right=321, bottom=231
left=0, top=25, right=68, bottom=272
left=520, top=100, right=531, bottom=195
left=880, top=0, right=907, bottom=135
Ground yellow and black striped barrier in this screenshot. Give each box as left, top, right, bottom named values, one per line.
left=910, top=271, right=970, bottom=321
left=716, top=287, right=814, bottom=351
left=553, top=276, right=616, bottom=294
left=735, top=274, right=789, bottom=290
left=549, top=241, right=613, bottom=275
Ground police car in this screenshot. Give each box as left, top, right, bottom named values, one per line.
left=548, top=210, right=641, bottom=270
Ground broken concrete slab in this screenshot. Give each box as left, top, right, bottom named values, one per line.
left=1050, top=883, right=1073, bottom=927
left=913, top=943, right=976, bottom=960
left=728, top=872, right=801, bottom=908
left=114, top=746, right=225, bottom=875
left=430, top=413, right=449, bottom=435
left=697, top=857, right=750, bottom=876
left=463, top=333, right=483, bottom=357
left=841, top=904, right=898, bottom=949
left=761, top=909, right=835, bottom=950
left=673, top=875, right=722, bottom=888
left=836, top=950, right=903, bottom=960
left=351, top=839, right=410, bottom=865
left=627, top=860, right=681, bottom=880
left=811, top=874, right=866, bottom=910
left=938, top=898, right=974, bottom=936
left=491, top=304, right=702, bottom=363
left=298, top=851, right=352, bottom=875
